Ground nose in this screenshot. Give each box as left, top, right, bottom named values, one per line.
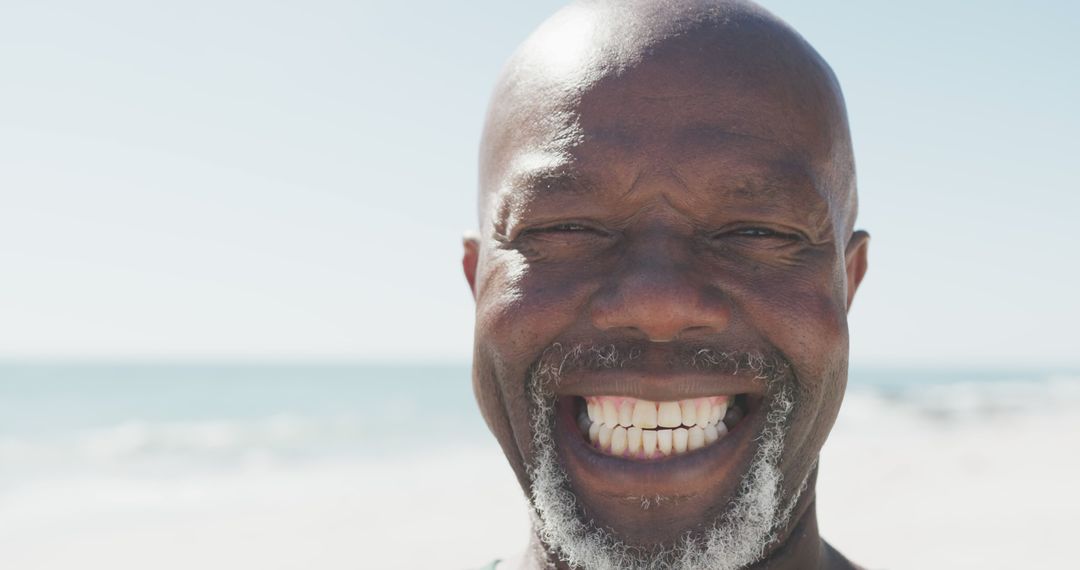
left=589, top=236, right=732, bottom=342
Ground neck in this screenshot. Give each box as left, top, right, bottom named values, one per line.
left=749, top=494, right=825, bottom=569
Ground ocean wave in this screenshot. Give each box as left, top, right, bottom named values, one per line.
left=0, top=414, right=377, bottom=475
left=846, top=372, right=1080, bottom=422
left=2, top=372, right=1077, bottom=480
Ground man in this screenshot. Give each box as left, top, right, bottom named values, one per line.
left=462, top=1, right=869, bottom=568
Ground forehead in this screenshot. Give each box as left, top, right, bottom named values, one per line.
left=573, top=34, right=838, bottom=150
left=481, top=26, right=848, bottom=215
left=490, top=64, right=836, bottom=220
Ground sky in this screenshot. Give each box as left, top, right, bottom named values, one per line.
left=1, top=0, right=1077, bottom=366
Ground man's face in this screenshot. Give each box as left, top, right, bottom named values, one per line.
left=465, top=18, right=868, bottom=567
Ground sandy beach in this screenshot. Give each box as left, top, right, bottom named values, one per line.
left=0, top=366, right=1076, bottom=569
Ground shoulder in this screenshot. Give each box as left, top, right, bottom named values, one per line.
left=823, top=541, right=863, bottom=570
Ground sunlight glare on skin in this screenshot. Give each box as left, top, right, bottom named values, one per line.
left=524, top=6, right=603, bottom=83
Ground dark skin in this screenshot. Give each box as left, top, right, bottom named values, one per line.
left=463, top=2, right=869, bottom=568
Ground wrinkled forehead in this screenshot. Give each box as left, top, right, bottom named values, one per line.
left=479, top=4, right=854, bottom=231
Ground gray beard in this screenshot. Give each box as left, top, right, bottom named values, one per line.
left=524, top=345, right=806, bottom=570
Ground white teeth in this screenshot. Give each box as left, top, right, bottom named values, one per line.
left=696, top=399, right=712, bottom=427
left=673, top=427, right=689, bottom=453
left=584, top=396, right=741, bottom=458
left=657, top=429, right=673, bottom=455
left=679, top=400, right=697, bottom=426
left=632, top=400, right=658, bottom=428
left=710, top=400, right=727, bottom=425
left=611, top=426, right=627, bottom=455
left=704, top=424, right=719, bottom=444
left=642, top=430, right=657, bottom=458
left=598, top=424, right=613, bottom=450
left=618, top=400, right=633, bottom=427
left=602, top=400, right=619, bottom=427
left=627, top=427, right=642, bottom=455
left=657, top=402, right=681, bottom=428
left=688, top=426, right=705, bottom=450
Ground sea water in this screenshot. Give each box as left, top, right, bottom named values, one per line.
left=0, top=363, right=1077, bottom=569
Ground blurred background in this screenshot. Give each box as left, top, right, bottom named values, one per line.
left=1, top=1, right=1077, bottom=568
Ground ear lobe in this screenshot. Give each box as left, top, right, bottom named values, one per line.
left=462, top=233, right=480, bottom=300
left=844, top=230, right=870, bottom=311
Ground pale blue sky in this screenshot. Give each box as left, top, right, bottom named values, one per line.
left=1, top=1, right=1077, bottom=366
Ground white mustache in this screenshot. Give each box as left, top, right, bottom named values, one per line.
left=529, top=342, right=790, bottom=389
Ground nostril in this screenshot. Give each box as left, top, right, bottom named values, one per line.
left=589, top=277, right=732, bottom=342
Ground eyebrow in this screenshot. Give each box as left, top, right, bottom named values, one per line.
left=507, top=167, right=597, bottom=197
left=711, top=168, right=821, bottom=202
left=505, top=163, right=822, bottom=209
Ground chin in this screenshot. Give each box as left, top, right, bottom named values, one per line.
left=524, top=349, right=806, bottom=570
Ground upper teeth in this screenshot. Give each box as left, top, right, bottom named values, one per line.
left=582, top=396, right=732, bottom=458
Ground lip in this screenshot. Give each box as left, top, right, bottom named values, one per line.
left=552, top=372, right=768, bottom=498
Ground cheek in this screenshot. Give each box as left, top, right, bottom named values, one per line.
left=472, top=250, right=600, bottom=461
left=476, top=249, right=597, bottom=366
left=737, top=252, right=849, bottom=384
left=738, top=261, right=850, bottom=463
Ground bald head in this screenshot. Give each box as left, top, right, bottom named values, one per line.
left=465, top=4, right=871, bottom=567
left=478, top=0, right=857, bottom=242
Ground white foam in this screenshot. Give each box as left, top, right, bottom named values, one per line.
left=0, top=413, right=391, bottom=484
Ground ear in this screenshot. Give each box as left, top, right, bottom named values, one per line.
left=462, top=231, right=480, bottom=300
left=844, top=230, right=870, bottom=311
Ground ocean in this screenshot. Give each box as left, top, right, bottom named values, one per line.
left=1, top=363, right=1077, bottom=569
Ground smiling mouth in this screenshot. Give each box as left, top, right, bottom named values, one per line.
left=573, top=394, right=753, bottom=459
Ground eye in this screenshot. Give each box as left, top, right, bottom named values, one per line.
left=711, top=226, right=803, bottom=248
left=514, top=221, right=612, bottom=257
left=541, top=223, right=587, bottom=232
left=526, top=222, right=604, bottom=236
left=732, top=227, right=781, bottom=238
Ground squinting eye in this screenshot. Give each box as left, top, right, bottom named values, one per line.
left=711, top=226, right=802, bottom=247
left=532, top=223, right=596, bottom=234
left=730, top=226, right=799, bottom=238
left=732, top=227, right=780, bottom=238
left=515, top=222, right=611, bottom=256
